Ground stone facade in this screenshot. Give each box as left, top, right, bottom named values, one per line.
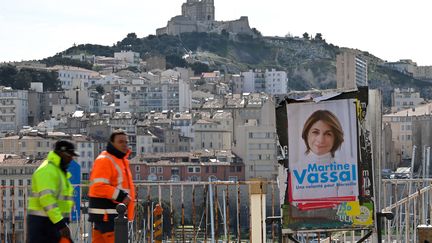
left=157, top=0, right=255, bottom=36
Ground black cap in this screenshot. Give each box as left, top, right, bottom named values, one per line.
left=54, top=140, right=79, bottom=156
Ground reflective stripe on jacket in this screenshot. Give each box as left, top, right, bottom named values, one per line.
left=28, top=151, right=74, bottom=224
left=88, top=150, right=135, bottom=222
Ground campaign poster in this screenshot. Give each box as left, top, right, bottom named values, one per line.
left=288, top=99, right=358, bottom=204
left=283, top=98, right=373, bottom=231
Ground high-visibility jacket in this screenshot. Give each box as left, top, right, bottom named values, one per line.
left=88, top=150, right=135, bottom=222
left=28, top=151, right=74, bottom=224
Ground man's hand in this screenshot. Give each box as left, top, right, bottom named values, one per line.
left=59, top=225, right=71, bottom=239
left=122, top=195, right=131, bottom=205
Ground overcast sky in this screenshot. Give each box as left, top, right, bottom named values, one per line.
left=1, top=0, right=431, bottom=65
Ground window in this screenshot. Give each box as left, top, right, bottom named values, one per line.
left=150, top=167, right=156, bottom=174
left=249, top=133, right=253, bottom=138
left=188, top=166, right=200, bottom=173
left=135, top=174, right=141, bottom=180
left=236, top=166, right=242, bottom=172
left=81, top=151, right=85, bottom=157
left=81, top=143, right=85, bottom=148
left=135, top=166, right=140, bottom=172
left=211, top=166, right=217, bottom=173
left=157, top=167, right=163, bottom=174
left=87, top=151, right=92, bottom=157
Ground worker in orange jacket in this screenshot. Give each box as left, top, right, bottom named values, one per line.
left=88, top=130, right=136, bottom=243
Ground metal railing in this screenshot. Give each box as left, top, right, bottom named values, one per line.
left=0, top=180, right=281, bottom=243
left=380, top=178, right=432, bottom=243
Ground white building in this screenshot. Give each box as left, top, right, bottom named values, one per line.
left=240, top=69, right=288, bottom=95
left=71, top=135, right=95, bottom=180
left=122, top=76, right=192, bottom=113
left=114, top=51, right=141, bottom=65
left=52, top=66, right=99, bottom=90
left=265, top=69, right=288, bottom=95
left=0, top=87, right=28, bottom=133
left=172, top=112, right=194, bottom=139
left=234, top=119, right=278, bottom=180
left=391, top=88, right=424, bottom=112
left=232, top=95, right=278, bottom=179
left=241, top=70, right=264, bottom=93
left=113, top=89, right=131, bottom=112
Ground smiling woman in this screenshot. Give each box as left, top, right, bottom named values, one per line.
left=286, top=99, right=359, bottom=210
left=301, top=110, right=344, bottom=158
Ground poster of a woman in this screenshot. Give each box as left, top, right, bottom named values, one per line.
left=287, top=99, right=359, bottom=208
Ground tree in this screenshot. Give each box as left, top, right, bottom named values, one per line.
left=0, top=65, right=18, bottom=87
left=252, top=28, right=262, bottom=37
left=189, top=62, right=210, bottom=75
left=166, top=55, right=187, bottom=69
left=303, top=32, right=310, bottom=40
left=314, top=33, right=323, bottom=41
left=0, top=66, right=61, bottom=91
left=127, top=33, right=137, bottom=39
left=95, top=85, right=105, bottom=94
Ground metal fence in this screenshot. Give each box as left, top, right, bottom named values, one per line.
left=0, top=180, right=281, bottom=243
left=381, top=178, right=432, bottom=243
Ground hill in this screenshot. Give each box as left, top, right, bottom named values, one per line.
left=50, top=32, right=432, bottom=106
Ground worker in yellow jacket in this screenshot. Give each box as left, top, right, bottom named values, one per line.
left=27, top=140, right=78, bottom=243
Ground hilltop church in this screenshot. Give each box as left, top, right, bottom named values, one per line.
left=156, top=0, right=255, bottom=36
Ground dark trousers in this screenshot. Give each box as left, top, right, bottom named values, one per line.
left=27, top=215, right=68, bottom=243
left=94, top=221, right=115, bottom=233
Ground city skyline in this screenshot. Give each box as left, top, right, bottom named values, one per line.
left=1, top=0, right=431, bottom=65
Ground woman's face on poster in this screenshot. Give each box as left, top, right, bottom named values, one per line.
left=307, top=120, right=335, bottom=156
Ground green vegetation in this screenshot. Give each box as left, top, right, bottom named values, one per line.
left=41, top=56, right=93, bottom=70
left=43, top=32, right=432, bottom=103
left=0, top=65, right=61, bottom=91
